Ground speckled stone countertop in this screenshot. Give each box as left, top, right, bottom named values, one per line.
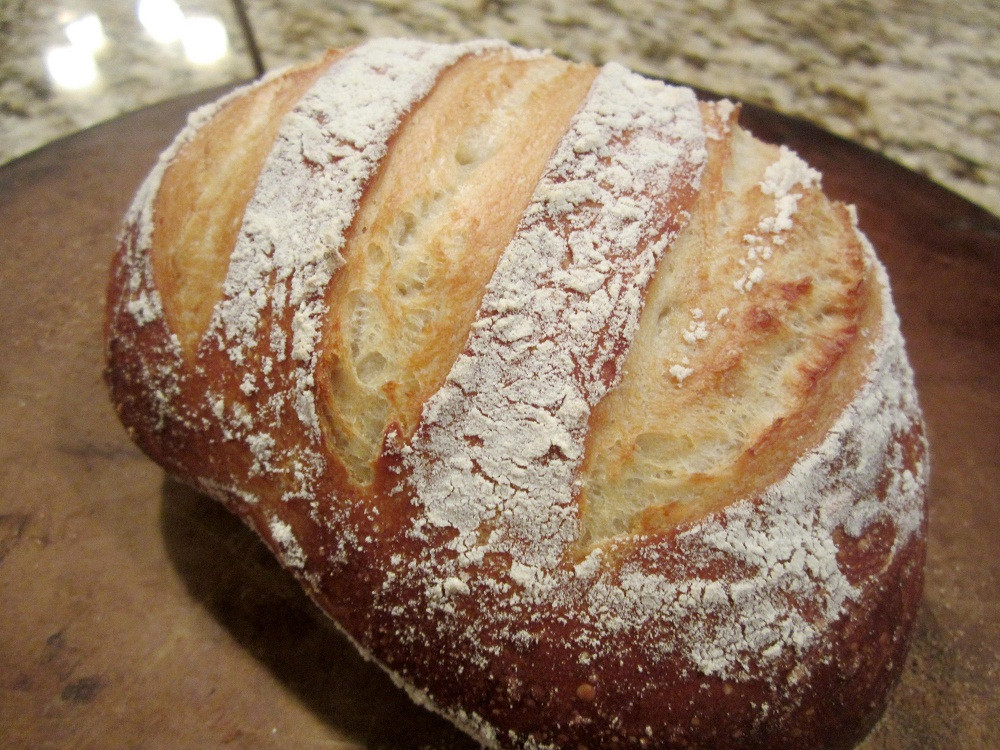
left=0, top=1, right=254, bottom=165
left=2, top=0, right=997, bottom=215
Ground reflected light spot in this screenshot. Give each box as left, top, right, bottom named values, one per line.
left=137, top=0, right=184, bottom=44
left=181, top=16, right=229, bottom=66
left=65, top=13, right=107, bottom=53
left=46, top=45, right=98, bottom=90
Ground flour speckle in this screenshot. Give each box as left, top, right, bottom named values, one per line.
left=406, top=63, right=705, bottom=578
left=734, top=145, right=820, bottom=293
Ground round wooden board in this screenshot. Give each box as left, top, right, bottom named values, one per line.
left=1, top=86, right=997, bottom=749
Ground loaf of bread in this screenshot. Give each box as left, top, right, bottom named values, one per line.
left=104, top=39, right=928, bottom=749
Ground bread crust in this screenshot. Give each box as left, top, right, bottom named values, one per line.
left=104, top=39, right=927, bottom=750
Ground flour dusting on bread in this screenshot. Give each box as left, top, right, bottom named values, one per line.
left=735, top=145, right=821, bottom=293
left=406, top=62, right=706, bottom=571
left=105, top=39, right=928, bottom=750
left=210, top=39, right=532, bottom=441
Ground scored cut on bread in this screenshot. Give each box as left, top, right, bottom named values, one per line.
left=105, top=38, right=928, bottom=750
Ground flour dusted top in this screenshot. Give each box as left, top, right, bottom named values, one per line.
left=111, top=75, right=289, bottom=433
left=107, top=38, right=928, bottom=750
left=405, top=63, right=707, bottom=568
left=583, top=251, right=926, bottom=678
left=394, top=80, right=923, bottom=689
left=209, top=38, right=530, bottom=443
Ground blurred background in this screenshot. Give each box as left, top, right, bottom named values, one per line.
left=1, top=0, right=997, bottom=215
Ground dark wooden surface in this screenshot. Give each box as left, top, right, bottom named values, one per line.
left=1, top=87, right=997, bottom=749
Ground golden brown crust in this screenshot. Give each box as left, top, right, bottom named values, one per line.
left=317, top=53, right=597, bottom=485
left=154, top=54, right=338, bottom=352
left=580, top=109, right=880, bottom=542
left=104, top=39, right=927, bottom=750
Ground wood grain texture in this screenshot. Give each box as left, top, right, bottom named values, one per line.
left=0, top=86, right=997, bottom=749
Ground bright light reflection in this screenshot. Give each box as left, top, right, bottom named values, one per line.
left=64, top=13, right=107, bottom=53
left=181, top=15, right=229, bottom=66
left=46, top=45, right=98, bottom=90
left=137, top=0, right=184, bottom=44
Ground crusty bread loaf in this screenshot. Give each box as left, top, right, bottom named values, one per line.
left=104, top=39, right=928, bottom=750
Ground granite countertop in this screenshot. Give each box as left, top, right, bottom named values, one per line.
left=1, top=0, right=997, bottom=217
left=0, top=1, right=254, bottom=165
